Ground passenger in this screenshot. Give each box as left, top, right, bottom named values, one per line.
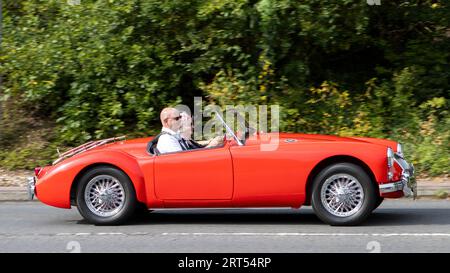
left=179, top=111, right=223, bottom=149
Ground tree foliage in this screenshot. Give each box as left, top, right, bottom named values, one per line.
left=1, top=0, right=449, bottom=175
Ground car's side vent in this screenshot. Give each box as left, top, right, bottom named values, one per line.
left=284, top=139, right=298, bottom=143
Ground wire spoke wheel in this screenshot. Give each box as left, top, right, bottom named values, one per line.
left=84, top=175, right=125, bottom=217
left=320, top=173, right=364, bottom=217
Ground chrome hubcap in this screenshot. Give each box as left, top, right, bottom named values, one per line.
left=320, top=174, right=364, bottom=217
left=84, top=175, right=125, bottom=217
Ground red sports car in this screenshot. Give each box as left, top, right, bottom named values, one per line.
left=27, top=113, right=416, bottom=226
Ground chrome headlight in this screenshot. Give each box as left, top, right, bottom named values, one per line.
left=397, top=143, right=403, bottom=158
left=387, top=147, right=394, bottom=180
left=387, top=147, right=394, bottom=167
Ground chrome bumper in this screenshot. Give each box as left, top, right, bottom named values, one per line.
left=379, top=156, right=417, bottom=199
left=26, top=177, right=36, bottom=200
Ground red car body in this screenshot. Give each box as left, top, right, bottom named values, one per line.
left=33, top=132, right=413, bottom=211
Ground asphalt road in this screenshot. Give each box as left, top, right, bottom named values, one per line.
left=1, top=199, right=450, bottom=253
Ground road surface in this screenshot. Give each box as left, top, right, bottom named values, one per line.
left=1, top=199, right=450, bottom=253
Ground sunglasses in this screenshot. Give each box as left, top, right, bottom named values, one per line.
left=170, top=116, right=182, bottom=121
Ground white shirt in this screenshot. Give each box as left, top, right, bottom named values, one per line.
left=156, top=127, right=183, bottom=154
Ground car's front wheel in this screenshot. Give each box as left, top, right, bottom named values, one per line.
left=373, top=196, right=384, bottom=211
left=76, top=166, right=137, bottom=225
left=311, top=163, right=377, bottom=226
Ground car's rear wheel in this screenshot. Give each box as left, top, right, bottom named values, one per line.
left=135, top=202, right=153, bottom=216
left=76, top=166, right=136, bottom=225
left=311, top=163, right=377, bottom=226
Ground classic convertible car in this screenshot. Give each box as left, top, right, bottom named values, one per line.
left=27, top=112, right=416, bottom=226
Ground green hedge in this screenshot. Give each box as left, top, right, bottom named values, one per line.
left=1, top=0, right=449, bottom=176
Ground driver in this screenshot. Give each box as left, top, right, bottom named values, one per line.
left=156, top=108, right=223, bottom=154
left=156, top=107, right=186, bottom=154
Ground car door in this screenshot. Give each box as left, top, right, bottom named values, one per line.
left=154, top=144, right=233, bottom=200
left=229, top=139, right=305, bottom=207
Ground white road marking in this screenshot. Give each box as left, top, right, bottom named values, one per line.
left=56, top=232, right=126, bottom=236
left=50, top=232, right=450, bottom=237
left=97, top=232, right=125, bottom=236
left=130, top=232, right=151, bottom=235
left=161, top=232, right=450, bottom=237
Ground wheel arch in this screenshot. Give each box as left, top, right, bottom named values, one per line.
left=70, top=162, right=146, bottom=206
left=303, top=155, right=379, bottom=205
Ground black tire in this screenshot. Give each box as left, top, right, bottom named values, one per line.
left=134, top=202, right=153, bottom=216
left=311, top=163, right=377, bottom=226
left=76, top=166, right=137, bottom=225
left=373, top=196, right=384, bottom=211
